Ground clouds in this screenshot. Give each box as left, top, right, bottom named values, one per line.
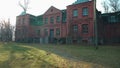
left=96, top=0, right=104, bottom=12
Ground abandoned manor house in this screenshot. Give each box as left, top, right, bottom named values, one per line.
left=15, top=0, right=120, bottom=44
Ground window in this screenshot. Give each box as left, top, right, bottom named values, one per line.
left=17, top=19, right=20, bottom=25
left=36, top=30, right=40, bottom=36
left=44, top=29, right=48, bottom=36
left=50, top=17, right=54, bottom=23
left=22, top=18, right=25, bottom=24
left=17, top=30, right=21, bottom=36
left=45, top=18, right=48, bottom=24
left=56, top=16, right=60, bottom=23
left=82, top=7, right=88, bottom=16
left=56, top=28, right=60, bottom=36
left=73, top=9, right=78, bottom=17
left=110, top=16, right=116, bottom=23
left=82, top=24, right=88, bottom=33
left=73, top=25, right=78, bottom=32
left=22, top=27, right=26, bottom=36
left=62, top=11, right=67, bottom=23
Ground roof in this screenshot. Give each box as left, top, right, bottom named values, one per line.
left=102, top=11, right=120, bottom=16
left=101, top=11, right=120, bottom=24
left=20, top=11, right=26, bottom=15
left=17, top=13, right=36, bottom=17
left=44, top=6, right=61, bottom=15
left=73, top=0, right=90, bottom=4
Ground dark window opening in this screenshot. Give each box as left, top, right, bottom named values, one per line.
left=56, top=28, right=60, bottom=36
left=50, top=17, right=54, bottom=23
left=73, top=25, right=78, bottom=32
left=56, top=16, right=60, bottom=23
left=82, top=24, right=88, bottom=33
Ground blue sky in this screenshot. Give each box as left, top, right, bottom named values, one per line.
left=0, top=0, right=103, bottom=25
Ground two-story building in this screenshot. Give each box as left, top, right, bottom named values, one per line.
left=15, top=0, right=120, bottom=44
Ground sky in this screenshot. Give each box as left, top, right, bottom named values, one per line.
left=0, top=0, right=103, bottom=26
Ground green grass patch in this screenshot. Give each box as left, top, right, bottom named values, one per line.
left=0, top=42, right=120, bottom=68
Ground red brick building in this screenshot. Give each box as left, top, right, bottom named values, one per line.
left=15, top=0, right=100, bottom=44
left=15, top=0, right=120, bottom=44
left=66, top=0, right=95, bottom=43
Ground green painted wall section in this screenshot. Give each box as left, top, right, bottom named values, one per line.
left=30, top=15, right=43, bottom=26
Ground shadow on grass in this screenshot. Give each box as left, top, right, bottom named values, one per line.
left=0, top=43, right=58, bottom=68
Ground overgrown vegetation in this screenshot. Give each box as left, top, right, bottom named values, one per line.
left=0, top=19, right=14, bottom=42
left=102, top=0, right=120, bottom=13
left=0, top=42, right=120, bottom=68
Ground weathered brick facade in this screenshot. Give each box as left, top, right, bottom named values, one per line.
left=15, top=0, right=120, bottom=44
left=15, top=14, right=31, bottom=42
left=66, top=1, right=95, bottom=43
left=15, top=14, right=42, bottom=43
left=42, top=6, right=67, bottom=43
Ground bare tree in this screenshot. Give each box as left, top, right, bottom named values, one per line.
left=19, top=0, right=30, bottom=14
left=102, top=0, right=120, bottom=13
left=102, top=1, right=109, bottom=13
left=108, top=0, right=120, bottom=12
left=0, top=19, right=14, bottom=42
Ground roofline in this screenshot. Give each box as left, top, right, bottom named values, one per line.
left=17, top=13, right=36, bottom=17
left=102, top=11, right=120, bottom=15
left=43, top=6, right=61, bottom=14
left=67, top=0, right=93, bottom=7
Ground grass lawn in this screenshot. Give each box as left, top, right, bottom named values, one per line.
left=0, top=42, right=120, bottom=68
